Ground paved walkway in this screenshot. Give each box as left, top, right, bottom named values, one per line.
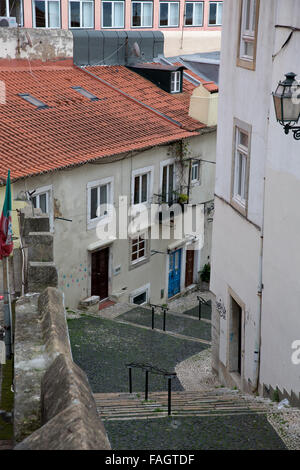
left=67, top=290, right=287, bottom=450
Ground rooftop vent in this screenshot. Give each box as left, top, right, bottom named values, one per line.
left=18, top=93, right=49, bottom=109
left=71, top=86, right=99, bottom=101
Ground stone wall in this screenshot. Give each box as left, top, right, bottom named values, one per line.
left=0, top=28, right=73, bottom=61
left=14, top=287, right=111, bottom=450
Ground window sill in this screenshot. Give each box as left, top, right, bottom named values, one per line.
left=129, top=256, right=150, bottom=271
left=87, top=215, right=111, bottom=231
left=230, top=196, right=247, bottom=217
left=236, top=57, right=255, bottom=71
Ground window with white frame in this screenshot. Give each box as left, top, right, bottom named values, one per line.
left=102, top=1, right=124, bottom=28
left=159, top=2, right=179, bottom=27
left=29, top=185, right=54, bottom=230
left=131, top=233, right=147, bottom=264
left=33, top=0, right=60, bottom=28
left=232, top=126, right=250, bottom=210
left=161, top=161, right=175, bottom=203
left=191, top=160, right=200, bottom=183
left=208, top=1, right=222, bottom=25
left=238, top=0, right=259, bottom=65
left=184, top=2, right=203, bottom=26
left=87, top=177, right=113, bottom=227
left=130, top=284, right=150, bottom=305
left=131, top=1, right=153, bottom=27
left=69, top=0, right=94, bottom=28
left=132, top=167, right=152, bottom=205
left=0, top=0, right=23, bottom=24
left=170, top=71, right=181, bottom=93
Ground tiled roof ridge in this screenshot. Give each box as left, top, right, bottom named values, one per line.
left=77, top=65, right=190, bottom=131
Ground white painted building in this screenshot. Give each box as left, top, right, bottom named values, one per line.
left=0, top=59, right=217, bottom=310
left=211, top=0, right=300, bottom=403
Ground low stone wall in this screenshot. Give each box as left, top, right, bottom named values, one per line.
left=14, top=287, right=111, bottom=450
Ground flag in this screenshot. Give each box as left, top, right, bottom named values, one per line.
left=0, top=170, right=13, bottom=260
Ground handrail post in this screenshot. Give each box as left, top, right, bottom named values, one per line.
left=128, top=367, right=132, bottom=394
left=163, top=308, right=166, bottom=331
left=197, top=296, right=202, bottom=320
left=168, top=377, right=172, bottom=416
left=145, top=369, right=149, bottom=401
left=152, top=306, right=155, bottom=330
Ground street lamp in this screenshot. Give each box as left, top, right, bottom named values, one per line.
left=272, top=72, right=300, bottom=140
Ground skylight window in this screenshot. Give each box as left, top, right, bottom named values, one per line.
left=18, top=93, right=49, bottom=109
left=72, top=86, right=99, bottom=101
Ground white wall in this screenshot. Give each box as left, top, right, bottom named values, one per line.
left=13, top=132, right=216, bottom=309
left=260, top=0, right=300, bottom=394
left=211, top=0, right=300, bottom=396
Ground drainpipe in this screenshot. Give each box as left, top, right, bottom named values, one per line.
left=252, top=175, right=266, bottom=393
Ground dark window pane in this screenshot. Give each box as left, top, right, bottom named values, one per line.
left=209, top=2, right=216, bottom=24
left=134, top=175, right=140, bottom=204
left=32, top=196, right=37, bottom=209
left=103, top=2, right=112, bottom=27
left=91, top=187, right=98, bottom=219
left=133, top=292, right=147, bottom=304
left=9, top=0, right=22, bottom=24
left=185, top=3, right=193, bottom=25
left=0, top=0, right=6, bottom=16
left=141, top=174, right=147, bottom=202
left=39, top=193, right=47, bottom=213
left=160, top=3, right=168, bottom=26
left=132, top=3, right=141, bottom=26
left=70, top=2, right=80, bottom=27
left=162, top=165, right=167, bottom=201
left=168, top=164, right=174, bottom=196
left=35, top=1, right=46, bottom=27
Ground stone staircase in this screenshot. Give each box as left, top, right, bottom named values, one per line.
left=94, top=390, right=269, bottom=421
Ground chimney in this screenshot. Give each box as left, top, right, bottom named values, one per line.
left=188, top=83, right=218, bottom=127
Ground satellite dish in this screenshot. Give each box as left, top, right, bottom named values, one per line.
left=132, top=42, right=141, bottom=58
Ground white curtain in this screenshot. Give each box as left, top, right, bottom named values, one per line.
left=114, top=2, right=124, bottom=28
left=216, top=2, right=223, bottom=25
left=169, top=2, right=179, bottom=26
left=48, top=1, right=60, bottom=27
left=82, top=1, right=94, bottom=27
left=143, top=2, right=152, bottom=27
left=194, top=2, right=203, bottom=26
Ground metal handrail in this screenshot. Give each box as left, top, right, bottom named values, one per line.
left=149, top=304, right=169, bottom=331
left=197, top=296, right=210, bottom=320
left=125, top=362, right=176, bottom=415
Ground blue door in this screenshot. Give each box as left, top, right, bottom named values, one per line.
left=168, top=249, right=182, bottom=298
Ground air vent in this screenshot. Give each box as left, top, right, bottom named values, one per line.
left=0, top=16, right=17, bottom=27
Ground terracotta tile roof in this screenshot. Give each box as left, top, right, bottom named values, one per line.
left=0, top=62, right=203, bottom=182
left=87, top=65, right=203, bottom=132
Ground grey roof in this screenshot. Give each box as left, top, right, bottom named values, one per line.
left=163, top=52, right=220, bottom=85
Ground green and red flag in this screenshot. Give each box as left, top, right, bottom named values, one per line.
left=0, top=170, right=13, bottom=259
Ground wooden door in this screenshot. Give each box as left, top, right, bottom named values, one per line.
left=91, top=248, right=109, bottom=300
left=185, top=249, right=194, bottom=287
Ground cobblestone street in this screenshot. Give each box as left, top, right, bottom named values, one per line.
left=67, top=294, right=289, bottom=450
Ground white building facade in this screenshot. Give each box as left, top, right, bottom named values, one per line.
left=211, top=0, right=300, bottom=403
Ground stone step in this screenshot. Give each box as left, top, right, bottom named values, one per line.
left=94, top=391, right=268, bottom=421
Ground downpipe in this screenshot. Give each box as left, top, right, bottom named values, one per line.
left=252, top=176, right=266, bottom=393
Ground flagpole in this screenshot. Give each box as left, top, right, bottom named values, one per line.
left=6, top=257, right=13, bottom=348
left=2, top=257, right=11, bottom=358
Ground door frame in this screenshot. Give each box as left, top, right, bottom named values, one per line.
left=89, top=245, right=112, bottom=300
left=227, top=287, right=245, bottom=383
